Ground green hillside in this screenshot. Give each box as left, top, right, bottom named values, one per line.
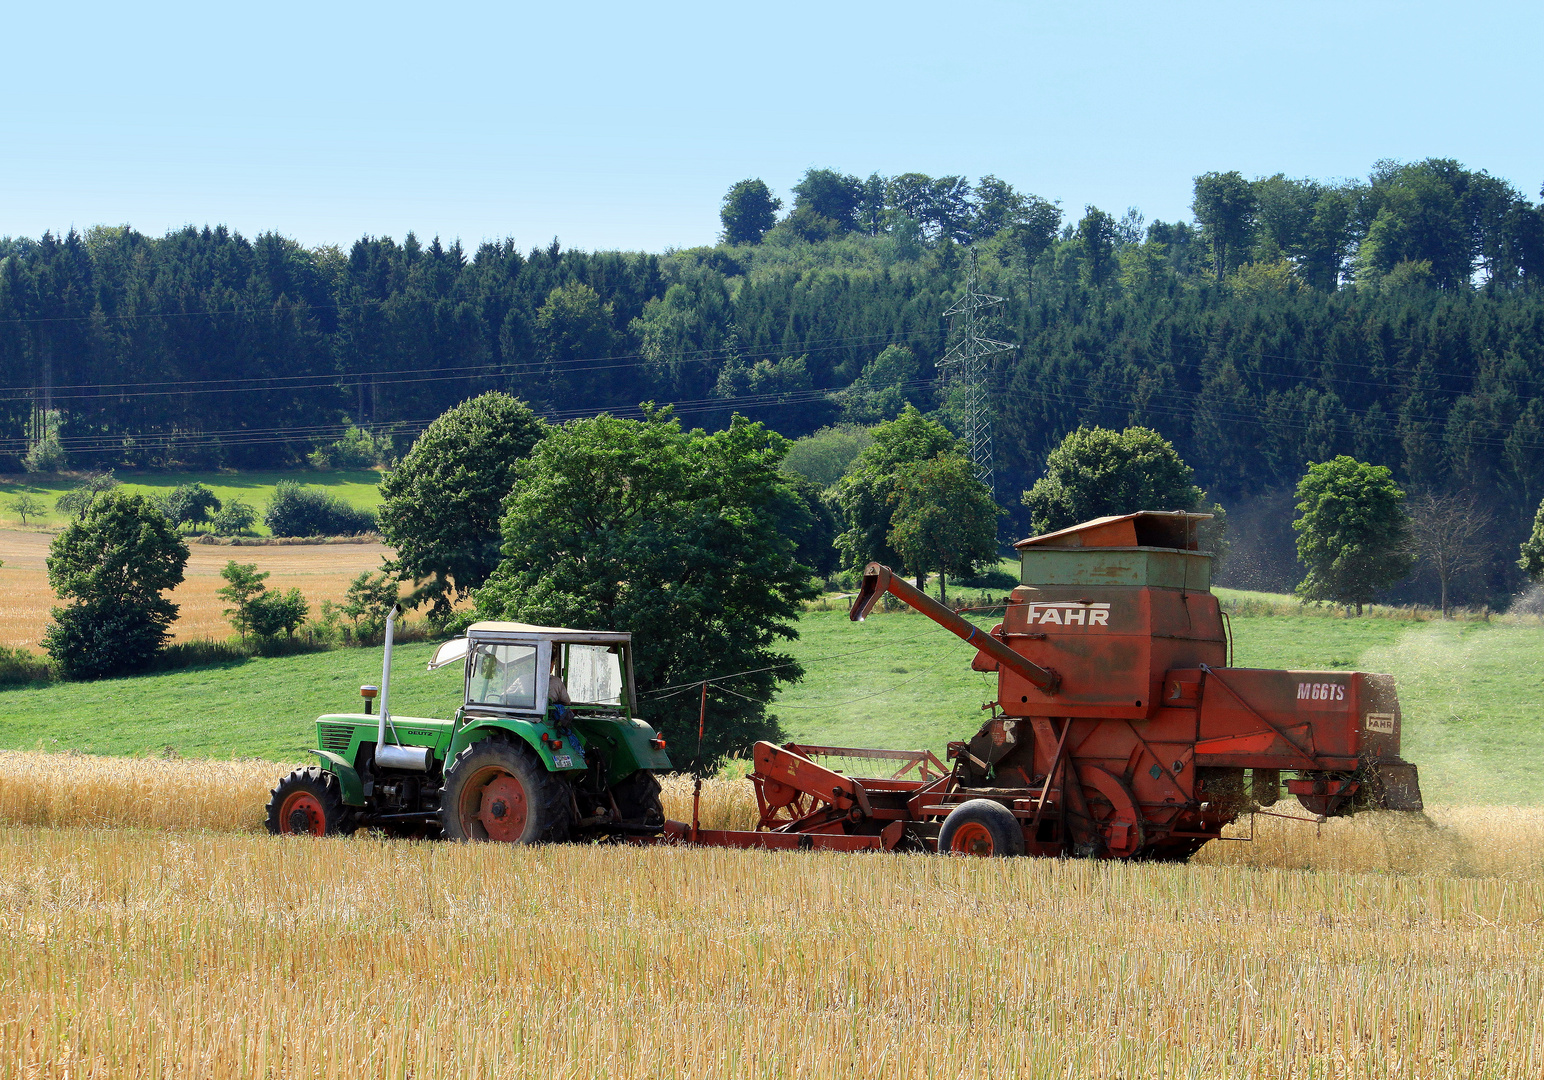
left=0, top=470, right=384, bottom=533
left=2, top=605, right=1540, bottom=805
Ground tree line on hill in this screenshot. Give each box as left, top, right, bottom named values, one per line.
left=3, top=157, right=1544, bottom=605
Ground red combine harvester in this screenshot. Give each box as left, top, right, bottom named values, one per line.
left=664, top=511, right=1424, bottom=859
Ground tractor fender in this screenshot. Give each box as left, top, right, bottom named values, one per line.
left=571, top=715, right=673, bottom=783
left=448, top=718, right=589, bottom=773
left=307, top=749, right=366, bottom=806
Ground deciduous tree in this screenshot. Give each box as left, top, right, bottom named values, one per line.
left=473, top=410, right=817, bottom=768
left=833, top=406, right=963, bottom=583
left=1293, top=457, right=1414, bottom=613
left=42, top=491, right=188, bottom=678
left=887, top=454, right=1002, bottom=602
left=378, top=392, right=548, bottom=620
left=1022, top=427, right=1210, bottom=534
left=1192, top=170, right=1258, bottom=278
left=720, top=179, right=781, bottom=245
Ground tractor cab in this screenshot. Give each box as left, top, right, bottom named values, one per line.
left=430, top=622, right=637, bottom=724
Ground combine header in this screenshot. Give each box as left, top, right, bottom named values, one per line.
left=670, top=511, right=1423, bottom=859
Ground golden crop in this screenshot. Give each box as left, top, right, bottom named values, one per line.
left=0, top=533, right=394, bottom=650
left=2, top=751, right=1542, bottom=1078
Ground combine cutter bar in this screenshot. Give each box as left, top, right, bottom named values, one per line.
left=658, top=820, right=903, bottom=852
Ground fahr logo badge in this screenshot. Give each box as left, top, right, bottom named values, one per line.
left=1023, top=602, right=1111, bottom=627
left=1365, top=713, right=1396, bottom=734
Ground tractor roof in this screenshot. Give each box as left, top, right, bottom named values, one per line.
left=1015, top=511, right=1213, bottom=552
left=466, top=621, right=632, bottom=645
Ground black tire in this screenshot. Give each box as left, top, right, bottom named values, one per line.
left=937, top=799, right=1025, bottom=857
left=266, top=767, right=356, bottom=836
left=610, top=770, right=665, bottom=829
left=441, top=736, right=572, bottom=843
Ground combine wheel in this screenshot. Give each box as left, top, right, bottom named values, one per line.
left=266, top=767, right=356, bottom=837
left=610, top=770, right=666, bottom=829
left=441, top=737, right=572, bottom=843
left=1082, top=767, right=1145, bottom=859
left=938, top=799, right=1025, bottom=857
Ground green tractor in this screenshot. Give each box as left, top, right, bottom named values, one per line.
left=266, top=609, right=673, bottom=842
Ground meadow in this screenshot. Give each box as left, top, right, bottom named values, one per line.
left=0, top=760, right=1541, bottom=1080
left=0, top=469, right=385, bottom=532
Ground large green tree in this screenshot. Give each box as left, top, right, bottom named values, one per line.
left=473, top=410, right=817, bottom=768
left=720, top=179, right=782, bottom=245
left=41, top=491, right=189, bottom=678
left=378, top=392, right=548, bottom=619
left=887, top=454, right=1002, bottom=601
left=1293, top=456, right=1415, bottom=613
left=1022, top=426, right=1209, bottom=534
left=833, top=406, right=963, bottom=581
left=1192, top=170, right=1258, bottom=278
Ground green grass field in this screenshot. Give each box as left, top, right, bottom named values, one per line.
left=2, top=602, right=1541, bottom=804
left=0, top=469, right=384, bottom=533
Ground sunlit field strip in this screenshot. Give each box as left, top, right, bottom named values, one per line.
left=2, top=825, right=1542, bottom=1079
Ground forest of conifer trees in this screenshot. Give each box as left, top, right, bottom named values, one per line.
left=3, top=157, right=1543, bottom=605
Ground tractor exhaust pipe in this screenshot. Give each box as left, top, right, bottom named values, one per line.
left=851, top=563, right=1060, bottom=694
left=375, top=603, right=432, bottom=772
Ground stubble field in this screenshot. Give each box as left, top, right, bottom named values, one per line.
left=0, top=529, right=393, bottom=650
left=1, top=751, right=1543, bottom=1079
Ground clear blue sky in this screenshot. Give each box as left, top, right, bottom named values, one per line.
left=5, top=0, right=1540, bottom=253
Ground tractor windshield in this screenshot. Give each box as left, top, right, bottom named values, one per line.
left=468, top=643, right=539, bottom=710
left=564, top=644, right=624, bottom=707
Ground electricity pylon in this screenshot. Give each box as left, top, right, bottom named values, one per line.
left=940, top=249, right=1014, bottom=497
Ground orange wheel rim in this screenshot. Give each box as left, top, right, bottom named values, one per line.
left=279, top=791, right=326, bottom=836
left=949, top=821, right=996, bottom=856
left=463, top=767, right=529, bottom=842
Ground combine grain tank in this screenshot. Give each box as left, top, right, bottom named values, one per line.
left=668, top=511, right=1423, bottom=860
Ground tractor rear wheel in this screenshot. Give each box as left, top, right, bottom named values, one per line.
left=610, top=770, right=665, bottom=829
left=441, top=737, right=572, bottom=844
left=266, top=767, right=356, bottom=836
left=938, top=799, right=1025, bottom=857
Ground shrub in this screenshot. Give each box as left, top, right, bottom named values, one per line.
left=248, top=588, right=310, bottom=639
left=308, top=426, right=388, bottom=470
left=217, top=561, right=270, bottom=639
left=341, top=571, right=399, bottom=642
left=43, top=602, right=177, bottom=680
left=0, top=645, right=50, bottom=685
left=264, top=481, right=375, bottom=537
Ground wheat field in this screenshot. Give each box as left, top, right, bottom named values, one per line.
left=2, top=751, right=1543, bottom=1078
left=0, top=530, right=393, bottom=649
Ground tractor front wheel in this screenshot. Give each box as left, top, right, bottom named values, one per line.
left=441, top=737, right=572, bottom=844
left=266, top=767, right=356, bottom=836
left=938, top=799, right=1025, bottom=857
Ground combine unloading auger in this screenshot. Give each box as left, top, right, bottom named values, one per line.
left=660, top=511, right=1424, bottom=860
